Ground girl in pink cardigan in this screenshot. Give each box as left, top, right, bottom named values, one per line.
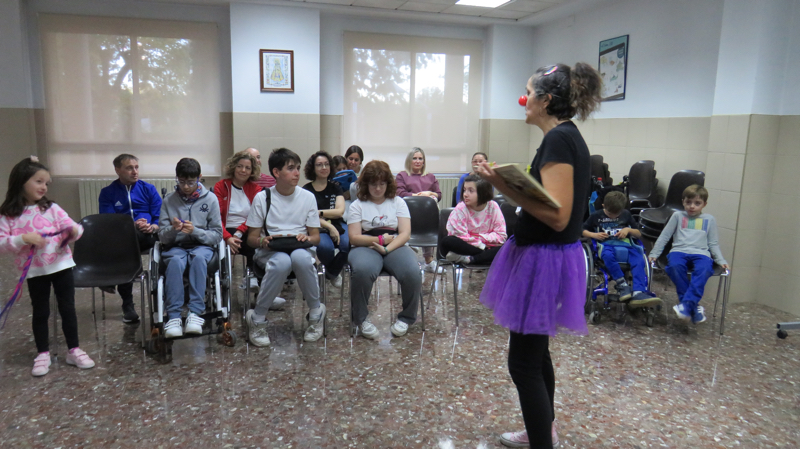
left=0, top=158, right=95, bottom=377
left=443, top=174, right=507, bottom=265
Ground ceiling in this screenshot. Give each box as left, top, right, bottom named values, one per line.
left=298, top=0, right=565, bottom=21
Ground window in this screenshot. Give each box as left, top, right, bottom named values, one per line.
left=343, top=32, right=482, bottom=173
left=39, top=14, right=221, bottom=176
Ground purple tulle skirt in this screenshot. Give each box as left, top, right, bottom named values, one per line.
left=480, top=236, right=588, bottom=336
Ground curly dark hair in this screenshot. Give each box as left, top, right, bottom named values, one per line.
left=532, top=62, right=602, bottom=121
left=356, top=160, right=396, bottom=201
left=304, top=151, right=334, bottom=181
left=223, top=151, right=260, bottom=181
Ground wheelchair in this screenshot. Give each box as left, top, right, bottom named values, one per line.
left=583, top=237, right=660, bottom=327
left=145, top=240, right=236, bottom=359
left=241, top=251, right=328, bottom=339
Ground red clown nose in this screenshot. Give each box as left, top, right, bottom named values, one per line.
left=518, top=95, right=527, bottom=107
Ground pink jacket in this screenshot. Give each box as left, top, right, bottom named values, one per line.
left=0, top=204, right=83, bottom=278
left=446, top=201, right=506, bottom=249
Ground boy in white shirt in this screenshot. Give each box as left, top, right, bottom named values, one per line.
left=245, top=148, right=324, bottom=347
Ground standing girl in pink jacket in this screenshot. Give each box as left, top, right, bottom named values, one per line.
left=0, top=157, right=95, bottom=377
left=443, top=174, right=507, bottom=265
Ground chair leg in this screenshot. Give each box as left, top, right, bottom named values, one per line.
left=51, top=293, right=58, bottom=357
left=348, top=269, right=356, bottom=338
left=720, top=275, right=731, bottom=336
left=713, top=276, right=723, bottom=319
left=419, top=268, right=425, bottom=332
left=452, top=265, right=459, bottom=327
left=140, top=274, right=147, bottom=349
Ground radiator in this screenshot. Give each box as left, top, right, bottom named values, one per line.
left=436, top=176, right=461, bottom=209
left=78, top=179, right=177, bottom=218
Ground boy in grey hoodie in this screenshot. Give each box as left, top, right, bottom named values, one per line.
left=158, top=158, right=223, bottom=338
left=648, top=185, right=728, bottom=325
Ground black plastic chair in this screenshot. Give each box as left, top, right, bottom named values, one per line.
left=72, top=214, right=146, bottom=345
left=404, top=196, right=440, bottom=252
left=625, top=160, right=660, bottom=211
left=590, top=154, right=613, bottom=186
left=500, top=202, right=518, bottom=239
left=451, top=185, right=459, bottom=207
left=492, top=194, right=507, bottom=209
left=639, top=170, right=705, bottom=237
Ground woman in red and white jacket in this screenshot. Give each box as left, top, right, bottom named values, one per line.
left=214, top=151, right=262, bottom=267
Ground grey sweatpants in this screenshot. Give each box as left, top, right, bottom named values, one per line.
left=253, top=248, right=320, bottom=316
left=348, top=245, right=421, bottom=326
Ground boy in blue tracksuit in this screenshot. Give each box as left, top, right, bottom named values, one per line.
left=648, top=185, right=728, bottom=324
left=98, top=153, right=162, bottom=323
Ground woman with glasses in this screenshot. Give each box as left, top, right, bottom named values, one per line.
left=347, top=160, right=421, bottom=340
left=476, top=63, right=602, bottom=448
left=213, top=151, right=264, bottom=290
left=303, top=151, right=348, bottom=288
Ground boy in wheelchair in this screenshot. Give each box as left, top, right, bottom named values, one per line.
left=648, top=185, right=728, bottom=324
left=582, top=191, right=661, bottom=308
left=158, top=158, right=223, bottom=338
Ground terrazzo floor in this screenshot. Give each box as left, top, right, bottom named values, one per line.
left=0, top=255, right=799, bottom=448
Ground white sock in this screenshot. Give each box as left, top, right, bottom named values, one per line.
left=309, top=306, right=322, bottom=321
left=252, top=313, right=266, bottom=323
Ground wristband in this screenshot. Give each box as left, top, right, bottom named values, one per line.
left=378, top=235, right=384, bottom=246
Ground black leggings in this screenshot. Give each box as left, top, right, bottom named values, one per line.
left=441, top=235, right=502, bottom=265
left=26, top=268, right=80, bottom=353
left=508, top=332, right=555, bottom=448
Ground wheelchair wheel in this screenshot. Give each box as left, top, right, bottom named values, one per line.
left=589, top=311, right=601, bottom=325
left=219, top=329, right=237, bottom=347
left=645, top=311, right=655, bottom=328
left=778, top=330, right=788, bottom=339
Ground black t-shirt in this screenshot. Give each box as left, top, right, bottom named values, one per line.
left=303, top=181, right=345, bottom=234
left=583, top=209, right=637, bottom=244
left=514, top=121, right=591, bottom=245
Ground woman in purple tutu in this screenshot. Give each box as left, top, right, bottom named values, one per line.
left=475, top=63, right=602, bottom=449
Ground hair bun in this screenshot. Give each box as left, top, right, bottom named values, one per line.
left=30, top=156, right=39, bottom=162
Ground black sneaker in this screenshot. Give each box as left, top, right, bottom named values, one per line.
left=616, top=284, right=633, bottom=301
left=628, top=291, right=662, bottom=309
left=122, top=302, right=140, bottom=323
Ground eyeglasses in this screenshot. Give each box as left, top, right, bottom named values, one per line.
left=315, top=163, right=330, bottom=168
left=176, top=179, right=198, bottom=187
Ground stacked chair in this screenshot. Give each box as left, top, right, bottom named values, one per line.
left=639, top=170, right=704, bottom=241
left=621, top=160, right=660, bottom=221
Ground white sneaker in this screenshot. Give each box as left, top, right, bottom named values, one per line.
left=445, top=252, right=470, bottom=265
left=184, top=312, right=204, bottom=335
left=360, top=318, right=379, bottom=340
left=331, top=274, right=343, bottom=288
left=249, top=277, right=259, bottom=291
left=245, top=310, right=270, bottom=347
left=391, top=320, right=409, bottom=337
left=304, top=304, right=326, bottom=342
left=424, top=261, right=444, bottom=274
left=269, top=297, right=286, bottom=311
left=164, top=317, right=183, bottom=338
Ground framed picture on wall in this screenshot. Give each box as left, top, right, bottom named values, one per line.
left=598, top=35, right=628, bottom=101
left=260, top=49, right=294, bottom=92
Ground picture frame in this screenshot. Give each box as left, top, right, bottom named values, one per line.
left=260, top=49, right=294, bottom=92
left=598, top=35, right=628, bottom=101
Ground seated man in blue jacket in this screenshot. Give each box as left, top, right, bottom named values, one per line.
left=98, top=153, right=162, bottom=323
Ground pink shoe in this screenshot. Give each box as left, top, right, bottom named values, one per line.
left=66, top=348, right=95, bottom=369
left=552, top=421, right=560, bottom=447
left=499, top=430, right=528, bottom=448
left=31, top=352, right=51, bottom=377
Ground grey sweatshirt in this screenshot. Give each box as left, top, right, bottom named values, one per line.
left=649, top=211, right=727, bottom=265
left=158, top=184, right=223, bottom=249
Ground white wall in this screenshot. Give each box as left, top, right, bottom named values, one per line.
left=319, top=13, right=484, bottom=116
left=25, top=0, right=233, bottom=111
left=713, top=0, right=796, bottom=115
left=0, top=0, right=32, bottom=108
left=530, top=0, right=724, bottom=119
left=482, top=25, right=536, bottom=120
left=780, top=1, right=800, bottom=115
left=231, top=4, right=320, bottom=114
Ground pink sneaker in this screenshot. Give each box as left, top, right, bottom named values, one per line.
left=499, top=430, right=529, bottom=448
left=31, top=352, right=51, bottom=377
left=66, top=348, right=95, bottom=369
